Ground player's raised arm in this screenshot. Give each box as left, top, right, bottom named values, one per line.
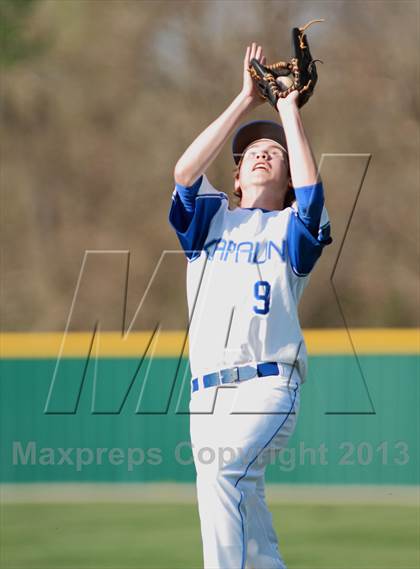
left=276, top=91, right=320, bottom=188
left=174, top=43, right=266, bottom=188
left=277, top=90, right=332, bottom=275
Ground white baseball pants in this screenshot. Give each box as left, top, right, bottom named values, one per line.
left=190, top=369, right=301, bottom=569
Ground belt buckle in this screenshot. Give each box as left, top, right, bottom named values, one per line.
left=220, top=367, right=239, bottom=384
left=238, top=365, right=257, bottom=381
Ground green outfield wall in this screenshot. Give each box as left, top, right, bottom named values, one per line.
left=0, top=331, right=418, bottom=484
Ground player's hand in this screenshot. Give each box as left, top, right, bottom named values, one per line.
left=276, top=89, right=299, bottom=114
left=241, top=42, right=266, bottom=108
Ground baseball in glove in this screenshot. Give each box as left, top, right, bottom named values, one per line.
left=249, top=19, right=324, bottom=109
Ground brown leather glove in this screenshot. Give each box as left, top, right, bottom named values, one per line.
left=249, top=19, right=324, bottom=109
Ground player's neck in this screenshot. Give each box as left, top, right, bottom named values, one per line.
left=238, top=180, right=290, bottom=211
left=240, top=192, right=285, bottom=212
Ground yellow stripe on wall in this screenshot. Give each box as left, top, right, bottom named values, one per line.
left=303, top=328, right=419, bottom=355
left=0, top=329, right=419, bottom=358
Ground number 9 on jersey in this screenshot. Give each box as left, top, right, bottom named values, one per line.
left=253, top=280, right=271, bottom=315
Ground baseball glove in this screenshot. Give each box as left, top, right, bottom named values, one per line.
left=249, top=19, right=324, bottom=109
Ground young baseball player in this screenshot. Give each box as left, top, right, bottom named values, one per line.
left=169, top=43, right=332, bottom=569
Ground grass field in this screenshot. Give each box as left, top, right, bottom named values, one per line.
left=1, top=502, right=418, bottom=569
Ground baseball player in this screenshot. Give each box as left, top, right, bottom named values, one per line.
left=169, top=43, right=332, bottom=569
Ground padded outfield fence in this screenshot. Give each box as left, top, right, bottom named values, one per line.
left=0, top=329, right=418, bottom=485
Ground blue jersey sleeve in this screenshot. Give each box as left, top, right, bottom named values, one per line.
left=287, top=181, right=333, bottom=276
left=169, top=175, right=228, bottom=261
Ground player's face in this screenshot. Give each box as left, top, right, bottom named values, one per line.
left=237, top=139, right=290, bottom=206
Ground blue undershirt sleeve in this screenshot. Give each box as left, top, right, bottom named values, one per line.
left=169, top=175, right=227, bottom=261
left=287, top=181, right=333, bottom=276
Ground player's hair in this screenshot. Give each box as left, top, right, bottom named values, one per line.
left=232, top=156, right=296, bottom=209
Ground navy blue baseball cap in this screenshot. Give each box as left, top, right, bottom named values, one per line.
left=232, top=120, right=288, bottom=165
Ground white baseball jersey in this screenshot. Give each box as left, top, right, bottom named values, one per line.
left=170, top=174, right=331, bottom=383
